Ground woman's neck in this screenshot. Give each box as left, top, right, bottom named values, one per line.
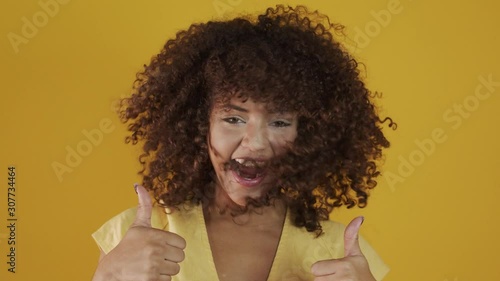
left=203, top=186, right=287, bottom=226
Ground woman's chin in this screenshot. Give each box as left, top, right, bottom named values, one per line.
left=215, top=173, right=276, bottom=209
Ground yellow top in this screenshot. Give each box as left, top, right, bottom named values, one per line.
left=92, top=204, right=390, bottom=281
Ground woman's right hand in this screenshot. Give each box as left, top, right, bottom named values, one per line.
left=92, top=185, right=186, bottom=281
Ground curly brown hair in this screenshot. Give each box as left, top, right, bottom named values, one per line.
left=118, top=4, right=396, bottom=235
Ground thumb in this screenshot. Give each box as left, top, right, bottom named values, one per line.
left=132, top=183, right=153, bottom=228
left=343, top=216, right=364, bottom=257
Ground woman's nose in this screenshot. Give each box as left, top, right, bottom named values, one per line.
left=241, top=124, right=268, bottom=151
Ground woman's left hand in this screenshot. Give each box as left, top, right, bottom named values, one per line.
left=310, top=216, right=376, bottom=281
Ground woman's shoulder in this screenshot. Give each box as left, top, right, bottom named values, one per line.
left=287, top=218, right=345, bottom=243
left=319, top=219, right=346, bottom=236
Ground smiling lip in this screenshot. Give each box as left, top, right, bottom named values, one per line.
left=232, top=170, right=266, bottom=187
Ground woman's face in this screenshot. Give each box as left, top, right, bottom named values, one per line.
left=208, top=97, right=298, bottom=206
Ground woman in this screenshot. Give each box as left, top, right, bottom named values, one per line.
left=92, top=4, right=395, bottom=281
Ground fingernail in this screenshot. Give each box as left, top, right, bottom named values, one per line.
left=360, top=216, right=365, bottom=225
left=133, top=183, right=139, bottom=194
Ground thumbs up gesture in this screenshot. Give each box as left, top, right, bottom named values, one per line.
left=92, top=184, right=186, bottom=281
left=310, top=217, right=376, bottom=281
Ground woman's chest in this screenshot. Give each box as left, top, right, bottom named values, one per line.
left=206, top=220, right=283, bottom=281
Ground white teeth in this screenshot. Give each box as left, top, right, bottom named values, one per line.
left=233, top=158, right=266, bottom=167
left=242, top=161, right=256, bottom=168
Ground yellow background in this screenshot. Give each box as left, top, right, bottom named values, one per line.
left=1, top=0, right=499, bottom=280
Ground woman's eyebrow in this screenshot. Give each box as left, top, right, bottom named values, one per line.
left=224, top=104, right=248, bottom=112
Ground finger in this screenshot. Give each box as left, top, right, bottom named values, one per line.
left=157, top=275, right=172, bottom=281
left=132, top=184, right=153, bottom=228
left=161, top=260, right=181, bottom=275
left=163, top=231, right=187, bottom=250
left=163, top=243, right=186, bottom=263
left=313, top=271, right=350, bottom=281
left=310, top=259, right=337, bottom=276
left=314, top=275, right=339, bottom=281
left=344, top=216, right=364, bottom=257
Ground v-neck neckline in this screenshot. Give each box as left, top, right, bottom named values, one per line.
left=196, top=204, right=290, bottom=281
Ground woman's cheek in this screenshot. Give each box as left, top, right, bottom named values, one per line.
left=211, top=126, right=240, bottom=155
left=270, top=130, right=296, bottom=154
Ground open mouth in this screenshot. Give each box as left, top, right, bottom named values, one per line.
left=229, top=158, right=268, bottom=186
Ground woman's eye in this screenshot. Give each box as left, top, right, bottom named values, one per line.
left=271, top=120, right=291, bottom=127
left=223, top=117, right=243, bottom=124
